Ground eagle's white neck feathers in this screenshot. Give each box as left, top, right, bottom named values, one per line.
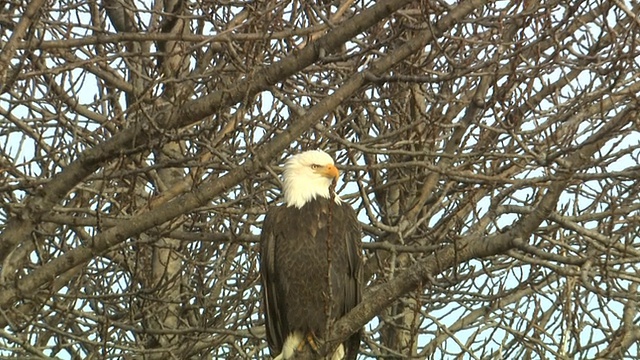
left=283, top=150, right=342, bottom=208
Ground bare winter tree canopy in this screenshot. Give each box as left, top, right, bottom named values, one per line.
left=1, top=0, right=639, bottom=358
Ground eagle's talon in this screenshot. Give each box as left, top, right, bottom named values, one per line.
left=306, top=332, right=320, bottom=352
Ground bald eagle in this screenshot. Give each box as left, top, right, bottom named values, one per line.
left=260, top=150, right=363, bottom=360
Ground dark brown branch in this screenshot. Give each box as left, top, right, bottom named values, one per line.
left=0, top=0, right=47, bottom=91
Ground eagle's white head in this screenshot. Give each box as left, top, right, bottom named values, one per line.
left=283, top=150, right=342, bottom=208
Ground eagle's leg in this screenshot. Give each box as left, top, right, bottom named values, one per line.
left=296, top=332, right=320, bottom=353
left=297, top=333, right=344, bottom=360
left=306, top=332, right=320, bottom=352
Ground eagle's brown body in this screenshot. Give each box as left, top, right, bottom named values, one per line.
left=260, top=196, right=362, bottom=359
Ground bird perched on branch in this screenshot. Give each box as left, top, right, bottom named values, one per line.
left=260, top=150, right=363, bottom=360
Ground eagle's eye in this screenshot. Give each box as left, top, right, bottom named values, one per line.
left=310, top=164, right=320, bottom=170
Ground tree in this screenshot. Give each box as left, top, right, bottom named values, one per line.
left=1, top=0, right=639, bottom=358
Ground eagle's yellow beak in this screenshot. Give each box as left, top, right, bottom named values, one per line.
left=321, top=164, right=339, bottom=180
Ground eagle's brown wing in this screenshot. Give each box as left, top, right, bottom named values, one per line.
left=260, top=206, right=285, bottom=354
left=339, top=201, right=363, bottom=360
